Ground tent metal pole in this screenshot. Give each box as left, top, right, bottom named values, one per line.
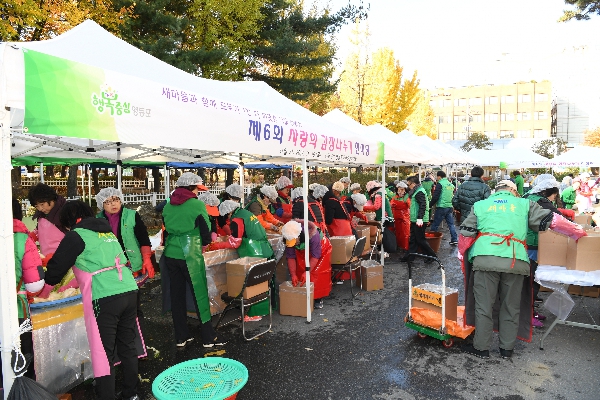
left=239, top=163, right=245, bottom=207
left=40, top=162, right=44, bottom=183
left=302, top=158, right=311, bottom=323
left=164, top=166, right=170, bottom=197
left=381, top=163, right=386, bottom=266
left=347, top=167, right=351, bottom=180
left=116, top=145, right=122, bottom=192
left=0, top=108, right=18, bottom=395
left=88, top=165, right=92, bottom=206
left=81, top=165, right=85, bottom=202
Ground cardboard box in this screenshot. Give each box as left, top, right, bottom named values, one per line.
left=275, top=257, right=289, bottom=285
left=369, top=225, right=381, bottom=244
left=568, top=285, right=600, bottom=298
left=279, top=281, right=314, bottom=317
left=538, top=230, right=569, bottom=266
left=358, top=261, right=384, bottom=291
left=575, top=214, right=592, bottom=225
left=330, top=236, right=356, bottom=264
left=411, top=284, right=459, bottom=321
left=566, top=234, right=600, bottom=272
left=355, top=225, right=371, bottom=255
left=204, top=248, right=240, bottom=315
left=226, top=257, right=268, bottom=299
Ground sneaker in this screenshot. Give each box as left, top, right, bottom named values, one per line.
left=499, top=348, right=513, bottom=359
left=203, top=336, right=228, bottom=348
left=244, top=315, right=262, bottom=322
left=176, top=337, right=194, bottom=347
left=314, top=299, right=324, bottom=309
left=449, top=240, right=458, bottom=245
left=534, top=312, right=546, bottom=321
left=462, top=343, right=489, bottom=359
left=532, top=316, right=544, bottom=328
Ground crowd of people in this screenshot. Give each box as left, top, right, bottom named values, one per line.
left=6, top=167, right=599, bottom=397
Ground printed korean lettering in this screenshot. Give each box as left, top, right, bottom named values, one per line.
left=263, top=124, right=271, bottom=140
left=273, top=125, right=284, bottom=144
left=162, top=87, right=171, bottom=99
left=321, top=135, right=328, bottom=151
left=309, top=133, right=318, bottom=149
left=170, top=89, right=180, bottom=101
left=249, top=120, right=261, bottom=141
left=181, top=91, right=189, bottom=102
left=299, top=131, right=308, bottom=148
left=288, top=129, right=299, bottom=146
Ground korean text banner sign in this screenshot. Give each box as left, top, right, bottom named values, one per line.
left=23, top=50, right=384, bottom=165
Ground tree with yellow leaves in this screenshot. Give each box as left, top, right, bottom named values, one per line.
left=407, top=90, right=437, bottom=139
left=583, top=126, right=600, bottom=147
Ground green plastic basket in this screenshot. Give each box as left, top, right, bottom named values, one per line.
left=152, top=357, right=249, bottom=400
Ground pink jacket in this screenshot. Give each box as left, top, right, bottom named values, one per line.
left=14, top=219, right=45, bottom=293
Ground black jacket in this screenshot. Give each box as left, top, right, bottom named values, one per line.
left=292, top=196, right=324, bottom=223
left=324, top=196, right=351, bottom=225
left=452, top=177, right=491, bottom=223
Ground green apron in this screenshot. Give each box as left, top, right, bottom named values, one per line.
left=178, top=233, right=212, bottom=323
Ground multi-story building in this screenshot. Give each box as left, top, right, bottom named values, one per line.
left=429, top=81, right=552, bottom=143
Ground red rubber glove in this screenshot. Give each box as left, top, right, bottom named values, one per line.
left=41, top=253, right=54, bottom=268
left=287, top=258, right=299, bottom=286
left=140, top=246, right=155, bottom=279
left=308, top=256, right=319, bottom=272
left=209, top=241, right=234, bottom=250
left=298, top=271, right=306, bottom=286
left=29, top=230, right=38, bottom=243
left=558, top=208, right=575, bottom=221
left=37, top=283, right=55, bottom=299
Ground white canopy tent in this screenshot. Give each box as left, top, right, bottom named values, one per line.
left=538, top=146, right=600, bottom=168
left=467, top=148, right=549, bottom=168
left=0, top=21, right=385, bottom=393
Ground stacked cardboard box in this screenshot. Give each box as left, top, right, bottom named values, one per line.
left=567, top=285, right=600, bottom=298
left=279, top=281, right=314, bottom=317
left=358, top=260, right=383, bottom=291
left=538, top=229, right=600, bottom=272
left=225, top=257, right=268, bottom=299
left=355, top=225, right=371, bottom=255
left=330, top=236, right=356, bottom=264
left=411, top=284, right=459, bottom=321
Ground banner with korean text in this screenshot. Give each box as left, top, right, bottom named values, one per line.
left=23, top=49, right=384, bottom=165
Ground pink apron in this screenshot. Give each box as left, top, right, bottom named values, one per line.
left=37, top=218, right=64, bottom=256
left=73, top=256, right=146, bottom=378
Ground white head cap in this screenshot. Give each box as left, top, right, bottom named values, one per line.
left=312, top=184, right=329, bottom=199
left=396, top=181, right=408, bottom=189
left=365, top=180, right=382, bottom=192
left=96, top=187, right=124, bottom=206
left=308, top=183, right=319, bottom=191
left=291, top=187, right=304, bottom=201
left=349, top=183, right=361, bottom=191
left=225, top=183, right=243, bottom=199
left=530, top=174, right=559, bottom=194
left=197, top=191, right=220, bottom=207
left=219, top=200, right=240, bottom=216
left=351, top=193, right=367, bottom=211
left=332, top=181, right=345, bottom=192
left=339, top=177, right=351, bottom=184
left=281, top=220, right=302, bottom=240
left=260, top=185, right=279, bottom=201
left=176, top=172, right=203, bottom=187
left=276, top=176, right=293, bottom=190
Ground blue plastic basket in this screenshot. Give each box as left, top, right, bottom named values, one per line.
left=152, top=357, right=248, bottom=400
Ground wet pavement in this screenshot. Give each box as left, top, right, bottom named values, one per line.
left=69, top=224, right=600, bottom=400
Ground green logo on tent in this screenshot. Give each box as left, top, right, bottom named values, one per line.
left=91, top=84, right=131, bottom=116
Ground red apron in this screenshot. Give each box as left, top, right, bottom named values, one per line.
left=327, top=198, right=353, bottom=237
left=293, top=236, right=332, bottom=299
left=391, top=197, right=410, bottom=250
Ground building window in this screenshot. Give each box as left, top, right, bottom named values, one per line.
left=442, top=132, right=452, bottom=141
left=535, top=93, right=548, bottom=102
left=469, top=97, right=482, bottom=106
left=534, top=111, right=547, bottom=120
left=485, top=113, right=498, bottom=122
left=485, top=131, right=498, bottom=139
left=442, top=99, right=452, bottom=107
left=438, top=115, right=450, bottom=124
left=454, top=131, right=467, bottom=140
left=500, top=113, right=514, bottom=121
left=516, top=130, right=530, bottom=138
left=516, top=112, right=531, bottom=121
left=534, top=129, right=548, bottom=138
left=500, top=95, right=514, bottom=104
left=518, top=94, right=531, bottom=103
left=454, top=98, right=467, bottom=107
left=429, top=99, right=436, bottom=107
left=485, top=96, right=498, bottom=105
left=472, top=114, right=482, bottom=122
left=499, top=130, right=513, bottom=138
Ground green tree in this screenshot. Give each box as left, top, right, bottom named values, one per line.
left=583, top=126, right=600, bottom=147
left=559, top=1, right=600, bottom=21
left=407, top=90, right=437, bottom=139
left=531, top=137, right=567, bottom=159
left=460, top=132, right=492, bottom=152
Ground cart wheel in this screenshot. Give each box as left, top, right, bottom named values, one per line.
left=442, top=338, right=454, bottom=348
left=417, top=332, right=427, bottom=339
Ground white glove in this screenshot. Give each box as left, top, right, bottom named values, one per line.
left=416, top=219, right=423, bottom=227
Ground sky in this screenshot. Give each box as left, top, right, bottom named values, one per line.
left=320, top=0, right=600, bottom=127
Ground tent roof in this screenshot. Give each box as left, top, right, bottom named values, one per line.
left=540, top=146, right=600, bottom=168
left=467, top=148, right=549, bottom=168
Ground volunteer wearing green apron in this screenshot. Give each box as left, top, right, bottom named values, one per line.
left=162, top=172, right=227, bottom=348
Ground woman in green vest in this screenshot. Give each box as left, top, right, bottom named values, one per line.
left=209, top=200, right=274, bottom=317
left=162, top=173, right=227, bottom=348
left=401, top=175, right=437, bottom=262
left=40, top=201, right=144, bottom=400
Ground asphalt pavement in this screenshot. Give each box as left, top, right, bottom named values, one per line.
left=69, top=223, right=600, bottom=400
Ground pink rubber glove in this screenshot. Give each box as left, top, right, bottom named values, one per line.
left=211, top=232, right=218, bottom=242
left=58, top=278, right=79, bottom=292
left=37, top=284, right=55, bottom=299
left=549, top=212, right=587, bottom=241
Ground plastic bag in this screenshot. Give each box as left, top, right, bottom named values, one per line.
left=7, top=376, right=56, bottom=400
left=382, top=228, right=397, bottom=253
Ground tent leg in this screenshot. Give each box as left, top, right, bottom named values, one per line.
left=81, top=164, right=85, bottom=202
left=164, top=165, right=169, bottom=197
left=381, top=164, right=386, bottom=267
left=302, top=158, right=311, bottom=323
left=0, top=108, right=18, bottom=395
left=40, top=162, right=44, bottom=184
left=88, top=166, right=92, bottom=206
left=239, top=161, right=245, bottom=207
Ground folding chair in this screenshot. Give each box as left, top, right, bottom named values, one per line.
left=331, top=236, right=367, bottom=298
left=215, top=259, right=276, bottom=341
